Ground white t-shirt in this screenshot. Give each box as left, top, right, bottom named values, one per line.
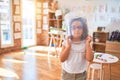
left=62, top=40, right=88, bottom=73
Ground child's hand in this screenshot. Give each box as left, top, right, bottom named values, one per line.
left=86, top=36, right=92, bottom=44
left=66, top=36, right=72, bottom=48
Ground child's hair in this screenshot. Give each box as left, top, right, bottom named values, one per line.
left=69, top=17, right=88, bottom=40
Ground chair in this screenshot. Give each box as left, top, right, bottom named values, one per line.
left=87, top=63, right=104, bottom=80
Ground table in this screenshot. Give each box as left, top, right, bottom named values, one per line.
left=48, top=32, right=66, bottom=62
left=93, top=52, right=119, bottom=80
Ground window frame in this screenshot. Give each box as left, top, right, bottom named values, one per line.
left=0, top=0, right=14, bottom=48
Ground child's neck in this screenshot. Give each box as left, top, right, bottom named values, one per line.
left=72, top=38, right=81, bottom=43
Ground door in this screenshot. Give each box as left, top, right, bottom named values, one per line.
left=22, top=0, right=36, bottom=47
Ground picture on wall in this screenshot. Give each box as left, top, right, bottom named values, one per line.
left=14, top=32, right=21, bottom=39
left=36, top=8, right=41, bottom=14
left=36, top=15, right=41, bottom=20
left=15, top=23, right=21, bottom=32
left=37, top=21, right=41, bottom=28
left=14, top=0, right=20, bottom=5
left=37, top=2, right=41, bottom=8
left=95, top=13, right=110, bottom=26
left=15, top=5, right=20, bottom=14
left=14, top=15, right=21, bottom=21
left=98, top=4, right=107, bottom=13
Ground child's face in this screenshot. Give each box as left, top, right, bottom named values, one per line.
left=71, top=20, right=83, bottom=39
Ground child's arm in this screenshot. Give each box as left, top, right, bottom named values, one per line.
left=59, top=36, right=71, bottom=62
left=85, top=36, right=94, bottom=62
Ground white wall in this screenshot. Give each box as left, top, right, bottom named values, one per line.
left=58, top=0, right=120, bottom=35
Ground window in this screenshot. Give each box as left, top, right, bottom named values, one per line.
left=0, top=0, right=13, bottom=48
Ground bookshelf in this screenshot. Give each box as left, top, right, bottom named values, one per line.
left=36, top=0, right=63, bottom=46
left=48, top=12, right=62, bottom=29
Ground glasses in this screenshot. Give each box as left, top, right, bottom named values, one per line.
left=71, top=26, right=83, bottom=30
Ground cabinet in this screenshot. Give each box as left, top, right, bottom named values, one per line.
left=105, top=41, right=120, bottom=53
left=105, top=41, right=120, bottom=74
left=93, top=32, right=109, bottom=52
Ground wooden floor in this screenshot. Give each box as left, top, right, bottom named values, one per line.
left=0, top=46, right=120, bottom=80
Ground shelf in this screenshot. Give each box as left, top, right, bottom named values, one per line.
left=106, top=50, right=120, bottom=53
left=93, top=44, right=106, bottom=52
left=48, top=19, right=63, bottom=21
left=106, top=41, right=120, bottom=44
left=94, top=31, right=108, bottom=33
left=93, top=42, right=106, bottom=46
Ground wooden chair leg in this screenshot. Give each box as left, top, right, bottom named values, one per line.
left=87, top=66, right=91, bottom=79
left=91, top=69, right=95, bottom=80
